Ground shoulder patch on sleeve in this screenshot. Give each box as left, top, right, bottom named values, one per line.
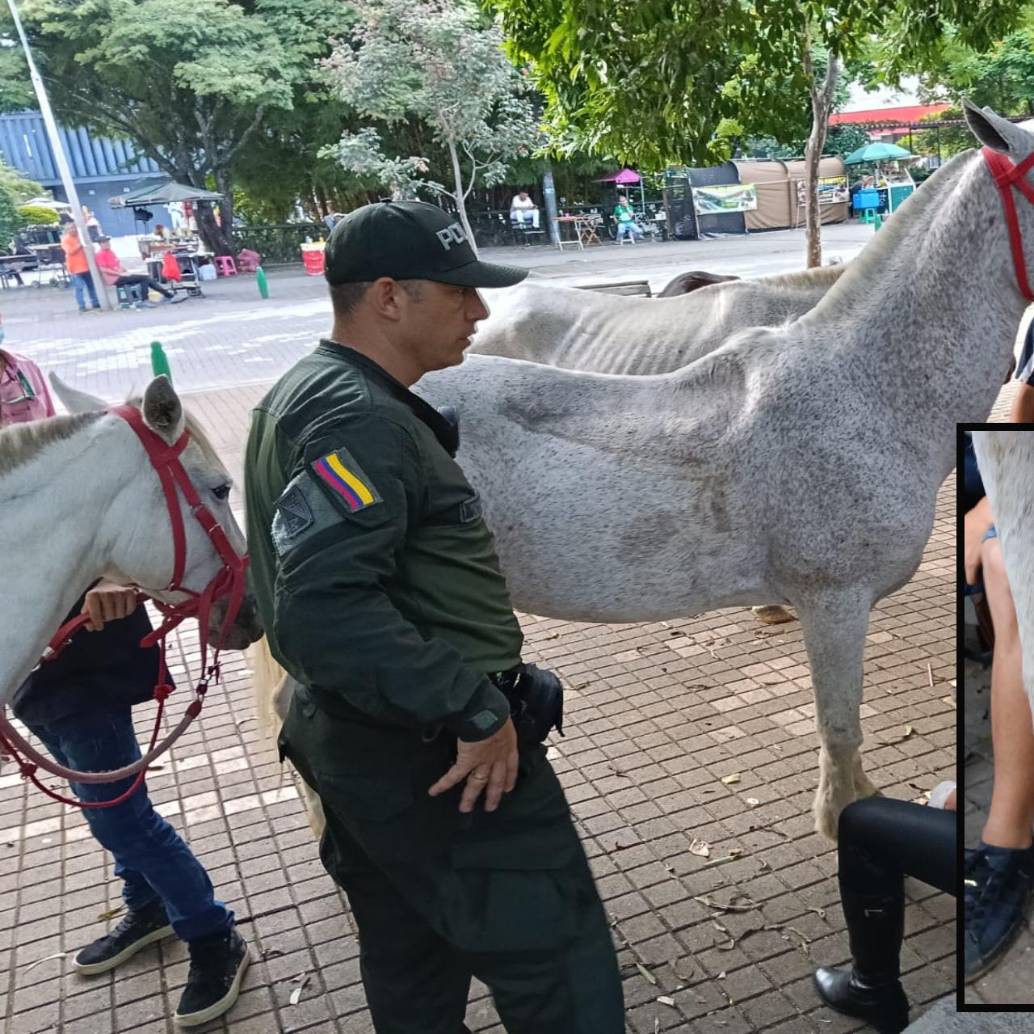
left=272, top=469, right=347, bottom=557
left=311, top=447, right=382, bottom=513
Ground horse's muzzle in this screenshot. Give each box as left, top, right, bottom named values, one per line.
left=210, top=592, right=263, bottom=650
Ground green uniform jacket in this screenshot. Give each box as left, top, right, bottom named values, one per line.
left=244, top=341, right=522, bottom=742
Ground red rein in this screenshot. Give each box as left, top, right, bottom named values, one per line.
left=0, top=405, right=249, bottom=809
left=983, top=146, right=1034, bottom=303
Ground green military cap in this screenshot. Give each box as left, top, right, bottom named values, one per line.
left=324, top=200, right=528, bottom=289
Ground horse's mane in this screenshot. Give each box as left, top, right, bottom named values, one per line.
left=0, top=402, right=223, bottom=478
left=0, top=412, right=102, bottom=477
left=756, top=265, right=847, bottom=290
left=802, top=149, right=976, bottom=323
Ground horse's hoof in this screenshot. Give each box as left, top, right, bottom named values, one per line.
left=752, top=605, right=796, bottom=625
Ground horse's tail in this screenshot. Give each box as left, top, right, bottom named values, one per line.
left=247, top=637, right=326, bottom=839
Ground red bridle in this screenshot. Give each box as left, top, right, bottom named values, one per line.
left=983, top=145, right=1034, bottom=303
left=0, top=404, right=250, bottom=808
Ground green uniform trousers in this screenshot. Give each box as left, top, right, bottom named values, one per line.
left=280, top=686, right=624, bottom=1034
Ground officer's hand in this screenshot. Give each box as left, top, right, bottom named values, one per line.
left=428, top=719, right=519, bottom=813
left=82, top=582, right=139, bottom=631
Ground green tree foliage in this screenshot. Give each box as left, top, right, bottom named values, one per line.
left=321, top=0, right=546, bottom=249
left=17, top=203, right=59, bottom=224
left=486, top=0, right=1027, bottom=263
left=0, top=161, right=43, bottom=204
left=0, top=161, right=46, bottom=248
left=0, top=0, right=354, bottom=251
left=917, top=14, right=1034, bottom=116
left=0, top=188, right=24, bottom=250
left=488, top=0, right=1026, bottom=166
left=745, top=123, right=870, bottom=160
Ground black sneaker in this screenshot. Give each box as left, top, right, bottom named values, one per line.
left=964, top=842, right=1034, bottom=982
left=73, top=900, right=174, bottom=975
left=174, top=926, right=249, bottom=1028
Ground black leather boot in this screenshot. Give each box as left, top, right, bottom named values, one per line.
left=813, top=892, right=910, bottom=1034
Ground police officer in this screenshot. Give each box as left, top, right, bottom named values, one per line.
left=244, top=201, right=624, bottom=1033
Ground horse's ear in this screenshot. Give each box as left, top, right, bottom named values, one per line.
left=141, top=375, right=185, bottom=444
left=48, top=372, right=105, bottom=414
left=964, top=100, right=1034, bottom=156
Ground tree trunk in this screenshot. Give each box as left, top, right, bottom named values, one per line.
left=447, top=139, right=478, bottom=256
left=195, top=203, right=235, bottom=255
left=802, top=47, right=841, bottom=268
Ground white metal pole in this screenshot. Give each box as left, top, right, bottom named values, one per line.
left=7, top=0, right=111, bottom=308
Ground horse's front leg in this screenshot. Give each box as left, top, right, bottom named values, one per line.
left=795, top=588, right=875, bottom=839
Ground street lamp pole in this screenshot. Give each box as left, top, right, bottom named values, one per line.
left=6, top=0, right=111, bottom=308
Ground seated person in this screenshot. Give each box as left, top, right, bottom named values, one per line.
left=613, top=195, right=644, bottom=242
left=509, top=190, right=540, bottom=229
left=94, top=237, right=183, bottom=305
left=813, top=793, right=955, bottom=1033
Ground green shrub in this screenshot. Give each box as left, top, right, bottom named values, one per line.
left=17, top=204, right=59, bottom=225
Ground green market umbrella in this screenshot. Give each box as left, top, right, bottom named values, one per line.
left=844, top=142, right=913, bottom=165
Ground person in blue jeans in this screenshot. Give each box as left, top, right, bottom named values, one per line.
left=10, top=582, right=250, bottom=1028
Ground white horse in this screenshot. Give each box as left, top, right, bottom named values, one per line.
left=257, top=102, right=1020, bottom=839
left=971, top=431, right=1034, bottom=720
left=1, top=375, right=262, bottom=708
left=471, top=264, right=846, bottom=373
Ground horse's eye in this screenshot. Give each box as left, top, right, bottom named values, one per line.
left=212, top=484, right=231, bottom=501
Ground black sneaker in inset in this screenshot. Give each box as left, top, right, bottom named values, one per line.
left=73, top=900, right=174, bottom=976
left=174, top=926, right=250, bottom=1028
left=964, top=841, right=1034, bottom=983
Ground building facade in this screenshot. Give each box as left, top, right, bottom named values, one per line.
left=0, top=111, right=172, bottom=235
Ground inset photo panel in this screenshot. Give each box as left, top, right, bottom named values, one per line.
left=962, top=424, right=1034, bottom=1010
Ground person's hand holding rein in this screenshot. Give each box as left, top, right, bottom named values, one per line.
left=964, top=496, right=995, bottom=586
left=82, top=581, right=139, bottom=631
left=428, top=718, right=519, bottom=813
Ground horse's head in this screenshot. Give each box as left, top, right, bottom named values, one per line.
left=655, top=270, right=740, bottom=298
left=964, top=102, right=1034, bottom=301
left=49, top=373, right=262, bottom=650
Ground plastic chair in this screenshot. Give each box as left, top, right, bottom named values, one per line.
left=214, top=255, right=238, bottom=277
left=116, top=283, right=145, bottom=307
left=852, top=188, right=880, bottom=224
left=238, top=249, right=261, bottom=274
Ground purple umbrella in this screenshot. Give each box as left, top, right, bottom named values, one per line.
left=597, top=169, right=645, bottom=209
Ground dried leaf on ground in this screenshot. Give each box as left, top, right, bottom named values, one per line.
left=23, top=951, right=66, bottom=973
left=720, top=773, right=740, bottom=785
left=669, top=957, right=693, bottom=982
left=695, top=894, right=759, bottom=913
left=688, top=837, right=711, bottom=858
left=289, top=973, right=311, bottom=1006
left=702, top=848, right=745, bottom=868
left=882, top=724, right=915, bottom=745
left=636, top=961, right=658, bottom=985
left=96, top=905, right=126, bottom=922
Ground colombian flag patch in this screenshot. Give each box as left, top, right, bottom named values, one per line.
left=311, top=447, right=382, bottom=513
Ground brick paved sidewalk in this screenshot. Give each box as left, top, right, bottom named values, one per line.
left=0, top=379, right=955, bottom=1034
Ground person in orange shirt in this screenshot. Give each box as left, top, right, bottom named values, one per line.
left=60, top=222, right=101, bottom=312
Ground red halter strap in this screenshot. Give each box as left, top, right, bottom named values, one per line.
left=0, top=404, right=250, bottom=809
left=983, top=146, right=1034, bottom=303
